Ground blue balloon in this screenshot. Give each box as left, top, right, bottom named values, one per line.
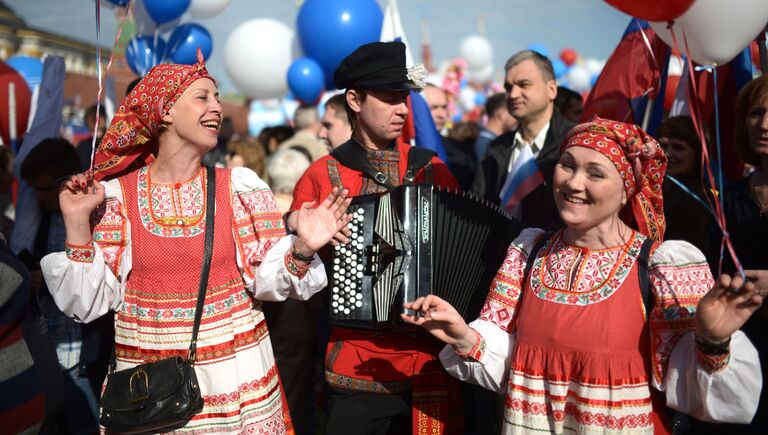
left=166, top=23, right=212, bottom=65
left=474, top=91, right=487, bottom=107
left=125, top=35, right=167, bottom=76
left=103, top=0, right=130, bottom=6
left=527, top=43, right=549, bottom=59
left=142, top=0, right=190, bottom=25
left=6, top=56, right=43, bottom=90
left=297, top=0, right=383, bottom=89
left=286, top=58, right=325, bottom=104
left=552, top=59, right=568, bottom=79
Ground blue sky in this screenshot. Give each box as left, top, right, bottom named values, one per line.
left=6, top=0, right=632, bottom=94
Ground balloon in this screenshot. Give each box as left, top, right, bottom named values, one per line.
left=297, top=0, right=383, bottom=89
left=664, top=74, right=681, bottom=111
left=584, top=58, right=605, bottom=76
left=224, top=18, right=295, bottom=99
left=560, top=48, right=578, bottom=66
left=566, top=65, right=591, bottom=92
left=467, top=63, right=494, bottom=84
left=459, top=35, right=493, bottom=70
left=6, top=56, right=43, bottom=90
left=133, top=0, right=181, bottom=34
left=125, top=35, right=167, bottom=76
left=458, top=87, right=476, bottom=111
left=604, top=0, right=694, bottom=22
left=286, top=58, right=325, bottom=105
left=552, top=59, right=568, bottom=79
left=102, top=0, right=130, bottom=6
left=188, top=0, right=229, bottom=19
left=750, top=41, right=760, bottom=67
left=649, top=0, right=768, bottom=66
left=142, top=0, right=190, bottom=25
left=527, top=43, right=549, bottom=58
left=166, top=23, right=212, bottom=64
left=0, top=59, right=31, bottom=145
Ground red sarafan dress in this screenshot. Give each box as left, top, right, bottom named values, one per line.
left=42, top=166, right=328, bottom=434
left=440, top=228, right=762, bottom=435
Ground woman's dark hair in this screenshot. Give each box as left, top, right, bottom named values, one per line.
left=656, top=115, right=705, bottom=171
left=20, top=138, right=80, bottom=182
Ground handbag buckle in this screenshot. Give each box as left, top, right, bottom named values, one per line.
left=128, top=368, right=150, bottom=403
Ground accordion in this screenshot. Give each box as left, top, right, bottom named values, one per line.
left=330, top=184, right=522, bottom=329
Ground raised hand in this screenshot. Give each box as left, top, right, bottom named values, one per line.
left=59, top=172, right=105, bottom=245
left=695, top=273, right=766, bottom=343
left=294, top=187, right=353, bottom=254
left=401, top=295, right=477, bottom=353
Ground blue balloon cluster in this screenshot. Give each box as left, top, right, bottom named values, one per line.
left=125, top=35, right=167, bottom=75
left=296, top=0, right=383, bottom=89
left=166, top=23, right=213, bottom=65
left=286, top=58, right=325, bottom=105
left=143, top=0, right=190, bottom=25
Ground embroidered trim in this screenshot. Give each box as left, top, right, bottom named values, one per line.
left=325, top=369, right=411, bottom=394
left=137, top=166, right=206, bottom=237
left=65, top=241, right=95, bottom=263
left=454, top=329, right=485, bottom=361
left=696, top=346, right=730, bottom=373
left=530, top=230, right=644, bottom=306
left=284, top=249, right=309, bottom=279
left=326, top=160, right=344, bottom=190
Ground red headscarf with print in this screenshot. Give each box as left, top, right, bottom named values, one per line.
left=561, top=117, right=667, bottom=241
left=92, top=51, right=214, bottom=181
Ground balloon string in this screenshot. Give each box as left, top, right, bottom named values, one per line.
left=95, top=0, right=101, bottom=38
left=666, top=21, right=745, bottom=279
left=89, top=3, right=130, bottom=178
left=666, top=175, right=719, bottom=221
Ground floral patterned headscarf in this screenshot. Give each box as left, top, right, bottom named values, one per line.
left=92, top=50, right=214, bottom=181
left=561, top=117, right=667, bottom=241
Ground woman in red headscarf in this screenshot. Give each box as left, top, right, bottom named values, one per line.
left=40, top=54, right=351, bottom=433
left=403, top=118, right=765, bottom=434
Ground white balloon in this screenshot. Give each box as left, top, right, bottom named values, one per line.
left=567, top=65, right=591, bottom=92
left=467, top=63, right=494, bottom=84
left=649, top=0, right=768, bottom=66
left=459, top=35, right=493, bottom=70
left=224, top=18, right=295, bottom=99
left=133, top=0, right=180, bottom=35
left=458, top=87, right=477, bottom=111
left=188, top=0, right=230, bottom=19
left=584, top=58, right=605, bottom=76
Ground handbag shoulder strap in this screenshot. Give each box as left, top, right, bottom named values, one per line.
left=188, top=166, right=216, bottom=362
left=637, top=236, right=655, bottom=318
left=108, top=166, right=216, bottom=372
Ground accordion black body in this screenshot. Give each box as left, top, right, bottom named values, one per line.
left=330, top=184, right=523, bottom=329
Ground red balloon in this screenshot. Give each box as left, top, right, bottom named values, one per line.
left=0, top=60, right=31, bottom=146
left=750, top=41, right=761, bottom=68
left=664, top=75, right=681, bottom=112
left=560, top=48, right=578, bottom=66
left=604, top=0, right=695, bottom=22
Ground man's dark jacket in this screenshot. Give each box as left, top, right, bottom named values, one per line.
left=472, top=109, right=574, bottom=229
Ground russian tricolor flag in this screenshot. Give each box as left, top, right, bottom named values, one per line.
left=401, top=90, right=448, bottom=163
left=499, top=144, right=544, bottom=212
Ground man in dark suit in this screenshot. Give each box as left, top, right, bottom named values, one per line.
left=472, top=50, right=574, bottom=229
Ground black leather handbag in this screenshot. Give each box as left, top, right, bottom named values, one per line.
left=99, top=166, right=215, bottom=434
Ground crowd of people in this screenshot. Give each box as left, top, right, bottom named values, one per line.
left=0, top=38, right=766, bottom=435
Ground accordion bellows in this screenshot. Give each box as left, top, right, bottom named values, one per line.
left=331, top=185, right=523, bottom=329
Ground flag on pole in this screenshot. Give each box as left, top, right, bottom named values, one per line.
left=499, top=144, right=544, bottom=212
left=400, top=90, right=448, bottom=162
left=379, top=0, right=414, bottom=67
left=582, top=19, right=670, bottom=136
